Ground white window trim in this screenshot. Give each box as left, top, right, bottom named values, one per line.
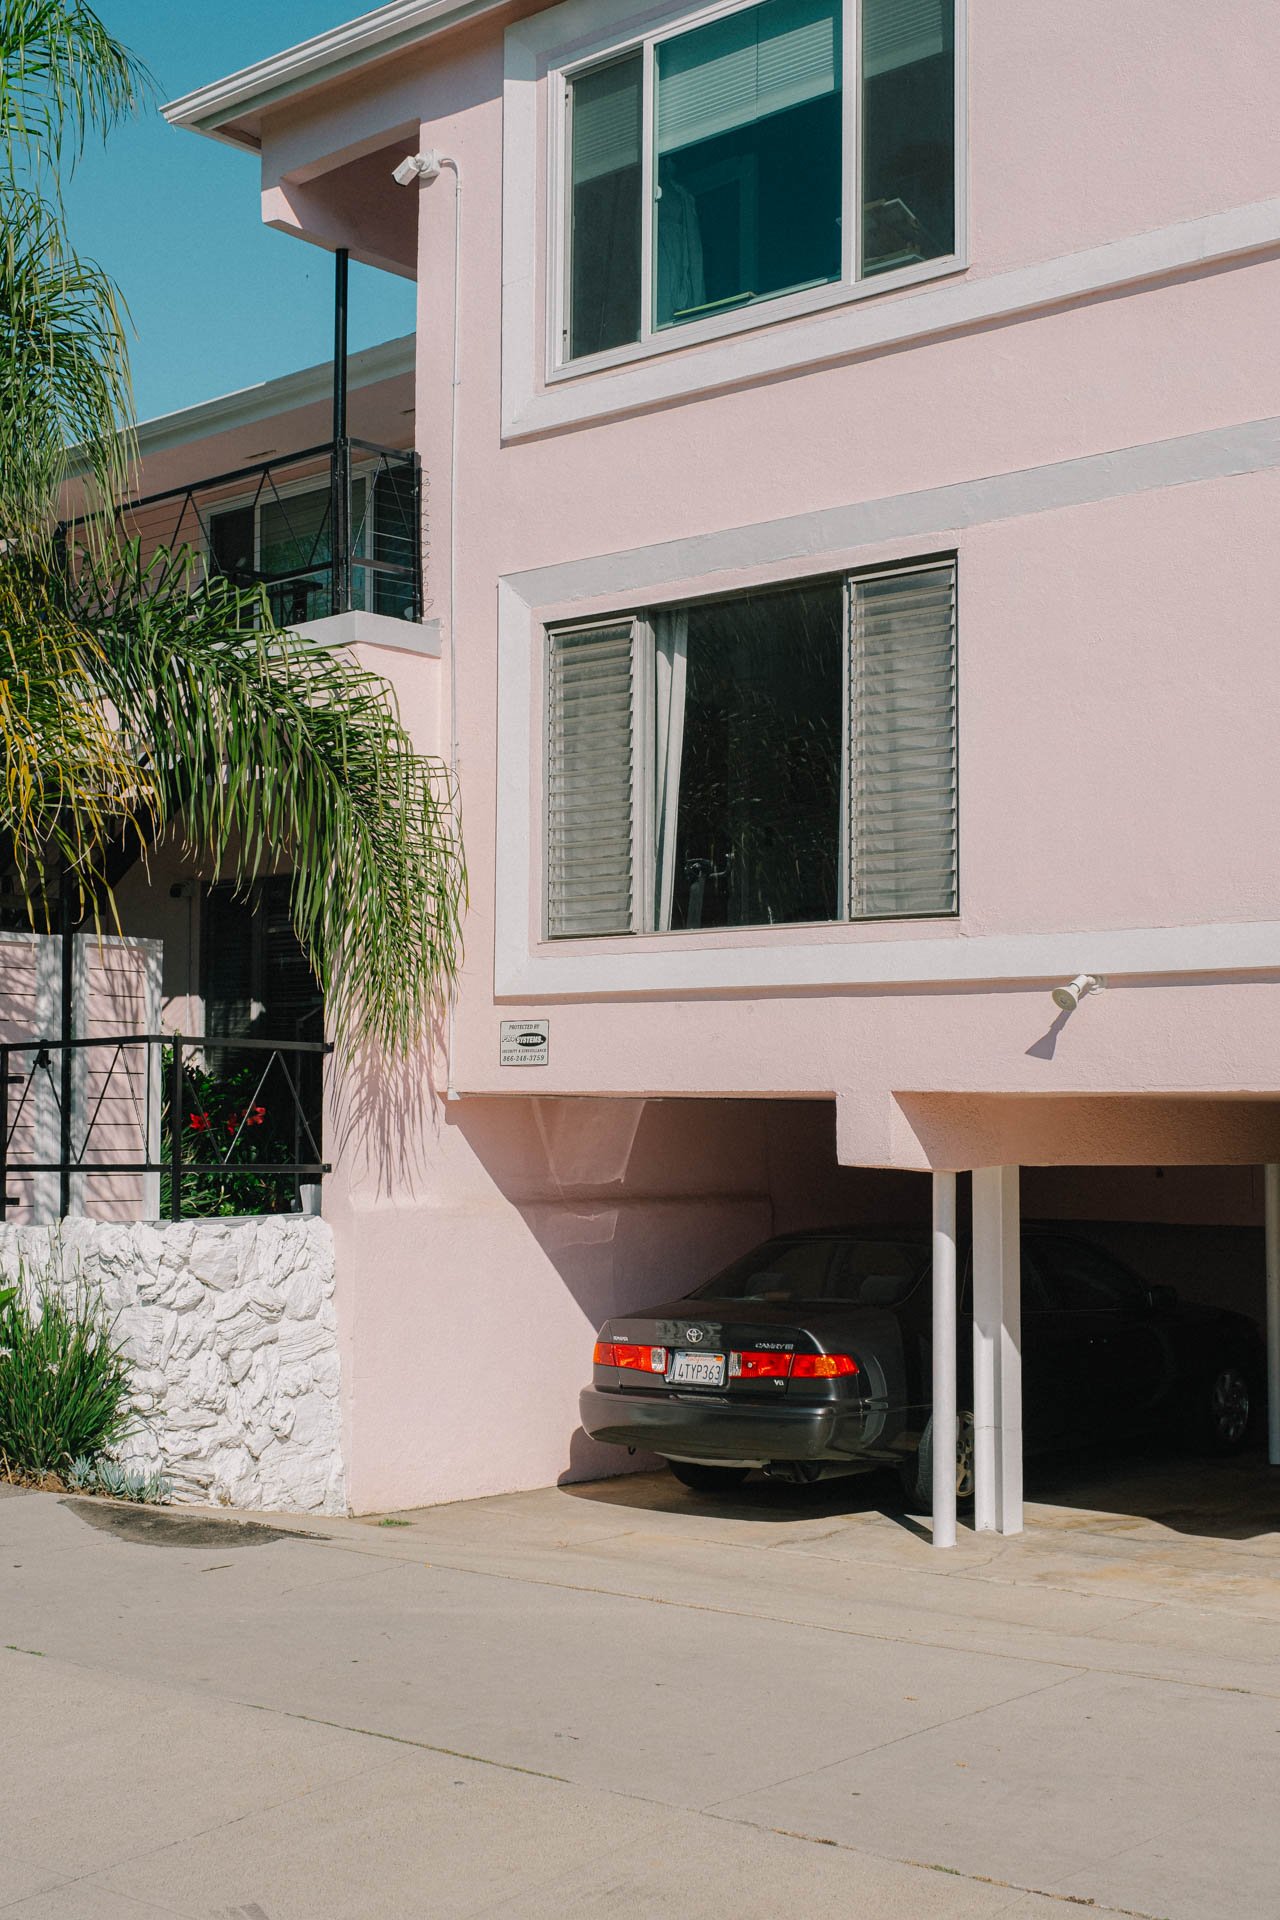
left=494, top=411, right=1280, bottom=1000
left=505, top=0, right=1280, bottom=442
left=512, top=0, right=967, bottom=422
left=549, top=0, right=967, bottom=375
left=543, top=556, right=958, bottom=941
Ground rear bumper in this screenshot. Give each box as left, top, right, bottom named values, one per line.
left=579, top=1384, right=870, bottom=1465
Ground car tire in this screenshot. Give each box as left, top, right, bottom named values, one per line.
left=900, top=1410, right=976, bottom=1514
left=667, top=1461, right=751, bottom=1494
left=1191, top=1360, right=1254, bottom=1455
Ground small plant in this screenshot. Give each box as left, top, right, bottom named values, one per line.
left=64, top=1452, right=172, bottom=1503
left=0, top=1255, right=135, bottom=1480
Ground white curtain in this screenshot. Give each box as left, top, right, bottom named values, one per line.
left=653, top=609, right=689, bottom=930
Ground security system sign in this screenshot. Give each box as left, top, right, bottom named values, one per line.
left=500, top=1020, right=549, bottom=1066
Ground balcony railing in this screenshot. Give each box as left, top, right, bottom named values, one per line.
left=0, top=1033, right=332, bottom=1224
left=69, top=437, right=424, bottom=627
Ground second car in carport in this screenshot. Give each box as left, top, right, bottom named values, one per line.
left=579, top=1226, right=1262, bottom=1503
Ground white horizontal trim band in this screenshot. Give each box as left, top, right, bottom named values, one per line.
left=507, top=413, right=1280, bottom=607
left=495, top=412, right=1280, bottom=1000
left=498, top=919, right=1280, bottom=1000
left=502, top=191, right=1280, bottom=438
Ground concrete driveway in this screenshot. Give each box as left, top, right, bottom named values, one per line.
left=1, top=1452, right=1277, bottom=1920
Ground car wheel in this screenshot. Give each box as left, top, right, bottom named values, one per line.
left=1194, top=1361, right=1253, bottom=1454
left=668, top=1461, right=751, bottom=1494
left=900, top=1410, right=976, bottom=1513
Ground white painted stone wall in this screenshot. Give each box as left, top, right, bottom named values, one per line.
left=0, top=1217, right=346, bottom=1515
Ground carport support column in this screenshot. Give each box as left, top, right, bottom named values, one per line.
left=972, top=1166, right=1023, bottom=1535
left=931, top=1170, right=958, bottom=1549
left=1266, top=1165, right=1280, bottom=1466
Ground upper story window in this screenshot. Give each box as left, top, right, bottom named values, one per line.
left=564, top=0, right=956, bottom=364
left=545, top=559, right=957, bottom=937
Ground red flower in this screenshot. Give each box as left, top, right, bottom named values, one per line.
left=248, top=1105, right=266, bottom=1127
left=189, top=1113, right=211, bottom=1132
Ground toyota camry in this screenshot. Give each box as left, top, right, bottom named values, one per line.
left=579, top=1226, right=1263, bottom=1503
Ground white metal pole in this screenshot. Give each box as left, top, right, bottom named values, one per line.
left=931, top=1170, right=958, bottom=1549
left=972, top=1166, right=1023, bottom=1535
left=1266, top=1164, right=1280, bottom=1467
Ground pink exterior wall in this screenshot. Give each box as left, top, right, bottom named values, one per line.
left=164, top=0, right=1280, bottom=1505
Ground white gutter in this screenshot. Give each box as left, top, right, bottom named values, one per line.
left=133, top=335, right=415, bottom=456
left=162, top=0, right=507, bottom=149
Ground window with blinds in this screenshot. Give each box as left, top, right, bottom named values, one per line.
left=847, top=564, right=957, bottom=918
left=561, top=0, right=956, bottom=364
left=545, top=560, right=957, bottom=937
left=546, top=623, right=638, bottom=937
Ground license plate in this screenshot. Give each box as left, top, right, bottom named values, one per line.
left=667, top=1350, right=726, bottom=1388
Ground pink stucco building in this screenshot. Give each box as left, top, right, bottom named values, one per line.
left=78, top=0, right=1279, bottom=1528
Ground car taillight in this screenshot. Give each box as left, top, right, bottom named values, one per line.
left=791, top=1353, right=859, bottom=1378
left=729, top=1350, right=792, bottom=1379
left=594, top=1342, right=668, bottom=1373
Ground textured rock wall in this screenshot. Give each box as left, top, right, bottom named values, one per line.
left=0, top=1218, right=346, bottom=1514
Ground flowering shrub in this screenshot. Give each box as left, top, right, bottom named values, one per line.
left=161, top=1049, right=316, bottom=1218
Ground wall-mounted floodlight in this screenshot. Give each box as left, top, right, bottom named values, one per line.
left=1051, top=973, right=1106, bottom=1013
left=392, top=151, right=442, bottom=186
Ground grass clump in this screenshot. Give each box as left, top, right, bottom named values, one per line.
left=0, top=1260, right=135, bottom=1480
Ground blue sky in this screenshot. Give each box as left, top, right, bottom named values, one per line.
left=66, top=3, right=416, bottom=423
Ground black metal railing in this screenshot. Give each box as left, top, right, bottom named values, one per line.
left=0, top=1033, right=332, bottom=1224
left=65, top=437, right=424, bottom=626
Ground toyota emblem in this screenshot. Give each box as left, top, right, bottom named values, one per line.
left=684, top=1326, right=704, bottom=1344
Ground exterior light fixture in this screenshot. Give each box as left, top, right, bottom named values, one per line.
left=1051, top=973, right=1106, bottom=1013
left=392, top=151, right=442, bottom=186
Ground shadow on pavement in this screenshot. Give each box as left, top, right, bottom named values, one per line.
left=61, top=1498, right=329, bottom=1550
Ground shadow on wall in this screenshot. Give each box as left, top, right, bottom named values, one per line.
left=446, top=1096, right=932, bottom=1489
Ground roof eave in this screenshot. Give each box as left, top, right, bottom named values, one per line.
left=162, top=0, right=506, bottom=147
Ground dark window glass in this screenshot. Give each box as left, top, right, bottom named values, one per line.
left=209, top=506, right=255, bottom=586
left=371, top=466, right=418, bottom=620
left=569, top=55, right=643, bottom=358
left=693, top=1235, right=928, bottom=1304
left=204, top=878, right=322, bottom=1042
left=662, top=580, right=843, bottom=930
left=861, top=0, right=955, bottom=275
left=655, top=0, right=842, bottom=330
left=1036, top=1238, right=1146, bottom=1313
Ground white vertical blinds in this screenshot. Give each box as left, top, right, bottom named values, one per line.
left=546, top=623, right=637, bottom=937
left=847, top=563, right=957, bottom=918
left=570, top=53, right=642, bottom=185
left=861, top=0, right=951, bottom=79
left=656, top=0, right=840, bottom=156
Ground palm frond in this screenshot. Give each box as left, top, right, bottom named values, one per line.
left=76, top=544, right=466, bottom=1057
left=0, top=0, right=147, bottom=177
left=0, top=549, right=152, bottom=916
left=0, top=179, right=132, bottom=546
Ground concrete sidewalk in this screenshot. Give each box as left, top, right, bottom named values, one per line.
left=1, top=1455, right=1277, bottom=1919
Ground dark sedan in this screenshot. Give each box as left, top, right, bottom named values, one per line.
left=579, top=1226, right=1263, bottom=1503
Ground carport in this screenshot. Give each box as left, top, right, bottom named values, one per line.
left=921, top=1096, right=1280, bottom=1548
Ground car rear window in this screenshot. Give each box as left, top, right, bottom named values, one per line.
left=690, top=1236, right=928, bottom=1306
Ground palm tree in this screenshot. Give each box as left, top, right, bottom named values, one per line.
left=0, top=1, right=464, bottom=1053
